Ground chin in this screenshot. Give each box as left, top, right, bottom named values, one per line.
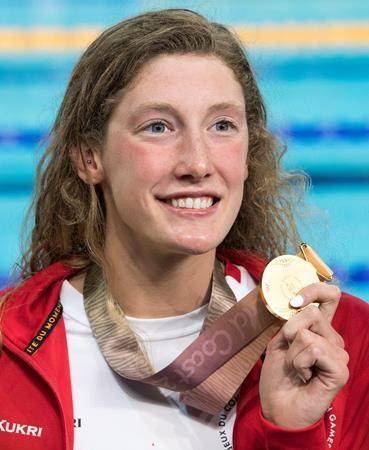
left=171, top=235, right=222, bottom=256
left=181, top=247, right=213, bottom=256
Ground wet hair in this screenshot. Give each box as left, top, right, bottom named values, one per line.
left=6, top=8, right=308, bottom=285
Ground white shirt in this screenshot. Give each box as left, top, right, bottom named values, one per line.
left=60, top=264, right=256, bottom=450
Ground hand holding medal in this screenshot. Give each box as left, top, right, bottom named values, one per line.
left=258, top=244, right=349, bottom=429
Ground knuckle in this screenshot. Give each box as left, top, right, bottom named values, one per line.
left=309, top=345, right=322, bottom=359
left=334, top=332, right=345, bottom=349
left=306, top=303, right=321, bottom=320
left=295, top=328, right=311, bottom=344
left=282, top=324, right=294, bottom=343
left=339, top=348, right=350, bottom=364
left=337, top=366, right=350, bottom=388
left=292, top=357, right=301, bottom=371
left=325, top=324, right=344, bottom=348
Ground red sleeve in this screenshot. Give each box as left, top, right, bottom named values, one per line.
left=331, top=292, right=369, bottom=449
left=259, top=408, right=327, bottom=450
left=234, top=292, right=369, bottom=450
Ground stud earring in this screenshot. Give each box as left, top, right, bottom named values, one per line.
left=87, top=159, right=92, bottom=164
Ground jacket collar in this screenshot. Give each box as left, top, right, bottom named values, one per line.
left=2, top=261, right=81, bottom=349
left=217, top=248, right=267, bottom=282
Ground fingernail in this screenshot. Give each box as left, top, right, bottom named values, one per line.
left=290, top=294, right=304, bottom=308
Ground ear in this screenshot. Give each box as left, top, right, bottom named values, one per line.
left=69, top=146, right=105, bottom=185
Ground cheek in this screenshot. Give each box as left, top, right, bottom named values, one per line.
left=105, top=137, right=168, bottom=186
left=137, top=154, right=172, bottom=181
left=217, top=143, right=248, bottom=187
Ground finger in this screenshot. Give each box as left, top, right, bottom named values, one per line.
left=285, top=328, right=349, bottom=382
left=289, top=282, right=341, bottom=322
left=290, top=335, right=349, bottom=389
left=282, top=303, right=345, bottom=349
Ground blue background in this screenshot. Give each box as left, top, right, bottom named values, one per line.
left=0, top=1, right=368, bottom=300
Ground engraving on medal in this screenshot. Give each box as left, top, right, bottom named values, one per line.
left=280, top=275, right=303, bottom=299
left=276, top=256, right=293, bottom=266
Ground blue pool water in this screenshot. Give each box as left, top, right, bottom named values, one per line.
left=0, top=1, right=368, bottom=301
left=1, top=0, right=369, bottom=26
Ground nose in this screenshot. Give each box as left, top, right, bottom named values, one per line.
left=174, top=132, right=214, bottom=180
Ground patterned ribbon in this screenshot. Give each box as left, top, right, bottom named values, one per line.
left=83, top=259, right=280, bottom=415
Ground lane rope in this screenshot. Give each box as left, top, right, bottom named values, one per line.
left=0, top=22, right=369, bottom=51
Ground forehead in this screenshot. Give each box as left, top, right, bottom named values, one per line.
left=116, top=53, right=245, bottom=114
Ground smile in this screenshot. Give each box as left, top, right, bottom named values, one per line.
left=156, top=194, right=221, bottom=215
left=165, top=196, right=215, bottom=209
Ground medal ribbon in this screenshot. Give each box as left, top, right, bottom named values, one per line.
left=83, top=246, right=332, bottom=415
left=83, top=259, right=279, bottom=414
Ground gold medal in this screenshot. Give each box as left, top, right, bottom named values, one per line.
left=259, top=244, right=333, bottom=321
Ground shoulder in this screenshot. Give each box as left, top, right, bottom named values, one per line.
left=0, top=261, right=82, bottom=326
left=1, top=261, right=82, bottom=301
left=0, top=261, right=83, bottom=349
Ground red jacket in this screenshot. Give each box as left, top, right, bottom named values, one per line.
left=1, top=250, right=369, bottom=450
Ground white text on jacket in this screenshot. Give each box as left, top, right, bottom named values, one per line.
left=0, top=419, right=43, bottom=437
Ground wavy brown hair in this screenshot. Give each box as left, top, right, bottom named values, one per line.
left=4, top=8, right=308, bottom=292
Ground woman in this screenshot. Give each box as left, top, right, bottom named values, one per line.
left=1, top=9, right=368, bottom=450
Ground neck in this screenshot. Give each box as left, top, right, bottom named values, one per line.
left=102, top=238, right=216, bottom=319
left=68, top=244, right=217, bottom=319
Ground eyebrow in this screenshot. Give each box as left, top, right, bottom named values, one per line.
left=129, top=101, right=245, bottom=123
left=206, top=102, right=245, bottom=116
left=130, top=103, right=179, bottom=121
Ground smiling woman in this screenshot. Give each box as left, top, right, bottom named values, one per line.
left=0, top=8, right=369, bottom=450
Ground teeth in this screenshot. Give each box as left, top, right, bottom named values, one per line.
left=167, top=196, right=215, bottom=209
left=185, top=198, right=194, bottom=209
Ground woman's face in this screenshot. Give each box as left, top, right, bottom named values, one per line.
left=98, top=54, right=248, bottom=257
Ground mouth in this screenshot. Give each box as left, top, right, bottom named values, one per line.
left=157, top=196, right=220, bottom=210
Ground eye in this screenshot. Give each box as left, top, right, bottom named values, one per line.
left=214, top=120, right=236, bottom=132
left=144, top=121, right=169, bottom=134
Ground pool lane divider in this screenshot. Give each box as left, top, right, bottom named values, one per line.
left=1, top=22, right=369, bottom=52
left=1, top=123, right=369, bottom=148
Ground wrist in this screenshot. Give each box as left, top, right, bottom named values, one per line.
left=261, top=407, right=322, bottom=430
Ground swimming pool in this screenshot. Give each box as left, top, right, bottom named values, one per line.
left=0, top=1, right=368, bottom=301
